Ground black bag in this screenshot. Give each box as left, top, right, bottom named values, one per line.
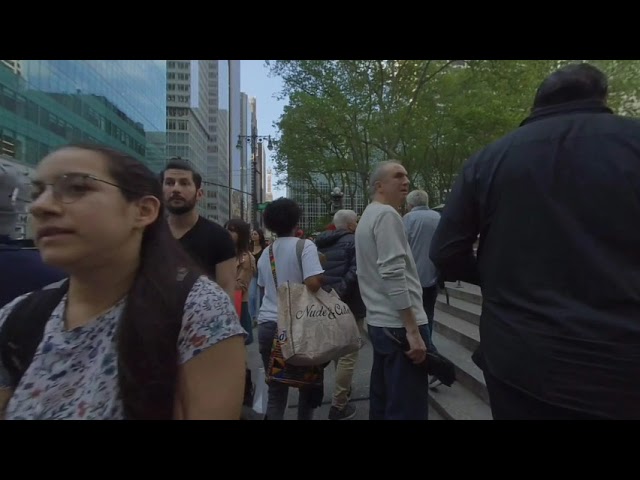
left=382, top=327, right=457, bottom=387
left=0, top=271, right=199, bottom=419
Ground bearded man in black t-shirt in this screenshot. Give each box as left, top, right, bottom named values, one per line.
left=161, top=158, right=236, bottom=301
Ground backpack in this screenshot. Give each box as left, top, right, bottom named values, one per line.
left=0, top=270, right=199, bottom=420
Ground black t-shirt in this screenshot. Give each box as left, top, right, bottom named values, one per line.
left=178, top=216, right=236, bottom=279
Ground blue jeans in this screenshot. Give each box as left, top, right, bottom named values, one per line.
left=240, top=302, right=253, bottom=345
left=257, top=321, right=315, bottom=420
left=248, top=277, right=261, bottom=320
left=368, top=324, right=430, bottom=420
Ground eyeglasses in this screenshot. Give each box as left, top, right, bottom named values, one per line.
left=29, top=172, right=130, bottom=204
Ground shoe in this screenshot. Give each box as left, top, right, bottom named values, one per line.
left=328, top=403, right=357, bottom=420
left=429, top=375, right=442, bottom=390
left=240, top=406, right=264, bottom=420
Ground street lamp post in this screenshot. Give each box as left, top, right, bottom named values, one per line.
left=236, top=134, right=274, bottom=227
left=330, top=186, right=344, bottom=214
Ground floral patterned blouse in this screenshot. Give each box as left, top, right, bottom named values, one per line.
left=0, top=276, right=246, bottom=420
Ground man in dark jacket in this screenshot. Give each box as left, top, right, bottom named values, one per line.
left=315, top=209, right=366, bottom=420
left=429, top=63, right=640, bottom=419
left=0, top=160, right=66, bottom=308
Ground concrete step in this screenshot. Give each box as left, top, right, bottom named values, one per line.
left=433, top=308, right=480, bottom=353
left=431, top=331, right=489, bottom=405
left=436, top=294, right=481, bottom=326
left=428, top=380, right=493, bottom=420
left=444, top=282, right=483, bottom=306
left=444, top=281, right=482, bottom=296
left=430, top=405, right=446, bottom=420
left=285, top=396, right=446, bottom=420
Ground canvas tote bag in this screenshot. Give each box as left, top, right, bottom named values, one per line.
left=275, top=239, right=361, bottom=366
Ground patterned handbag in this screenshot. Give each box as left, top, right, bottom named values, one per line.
left=265, top=242, right=324, bottom=389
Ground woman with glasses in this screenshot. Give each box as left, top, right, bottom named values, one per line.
left=0, top=144, right=247, bottom=420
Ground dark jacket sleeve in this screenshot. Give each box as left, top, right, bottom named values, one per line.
left=430, top=158, right=481, bottom=286
left=337, top=241, right=358, bottom=301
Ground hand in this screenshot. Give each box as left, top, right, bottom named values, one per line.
left=405, top=329, right=427, bottom=365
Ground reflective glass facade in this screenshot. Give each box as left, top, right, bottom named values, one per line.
left=0, top=60, right=166, bottom=171
left=214, top=60, right=231, bottom=222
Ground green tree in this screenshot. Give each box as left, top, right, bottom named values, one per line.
left=268, top=60, right=457, bottom=204
left=270, top=60, right=640, bottom=208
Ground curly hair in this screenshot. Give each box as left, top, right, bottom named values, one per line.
left=263, top=198, right=302, bottom=237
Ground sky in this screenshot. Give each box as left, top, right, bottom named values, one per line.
left=240, top=60, right=288, bottom=199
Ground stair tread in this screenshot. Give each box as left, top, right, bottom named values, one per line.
left=428, top=380, right=492, bottom=420
left=432, top=331, right=486, bottom=388
left=434, top=308, right=480, bottom=342
left=444, top=281, right=482, bottom=296
left=437, top=294, right=482, bottom=315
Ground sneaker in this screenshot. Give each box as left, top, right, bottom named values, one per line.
left=328, top=403, right=357, bottom=420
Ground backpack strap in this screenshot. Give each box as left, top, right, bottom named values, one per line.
left=0, top=279, right=69, bottom=388
left=175, top=268, right=199, bottom=301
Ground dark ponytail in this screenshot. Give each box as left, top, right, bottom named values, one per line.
left=57, top=144, right=202, bottom=419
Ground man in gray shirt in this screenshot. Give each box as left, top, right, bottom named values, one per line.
left=403, top=190, right=441, bottom=354
left=355, top=161, right=430, bottom=420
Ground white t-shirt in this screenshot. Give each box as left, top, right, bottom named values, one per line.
left=256, top=237, right=324, bottom=324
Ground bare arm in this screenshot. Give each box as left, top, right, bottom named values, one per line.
left=304, top=274, right=323, bottom=293
left=400, top=307, right=420, bottom=333
left=400, top=308, right=427, bottom=363
left=175, top=335, right=246, bottom=420
left=216, top=258, right=237, bottom=301
left=300, top=240, right=325, bottom=294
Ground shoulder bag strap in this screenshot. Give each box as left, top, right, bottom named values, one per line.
left=268, top=244, right=278, bottom=288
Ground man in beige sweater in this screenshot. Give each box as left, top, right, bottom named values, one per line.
left=355, top=161, right=430, bottom=420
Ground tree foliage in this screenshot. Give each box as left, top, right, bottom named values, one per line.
left=269, top=60, right=640, bottom=207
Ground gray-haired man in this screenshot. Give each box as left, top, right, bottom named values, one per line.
left=403, top=190, right=440, bottom=353
left=355, top=161, right=430, bottom=420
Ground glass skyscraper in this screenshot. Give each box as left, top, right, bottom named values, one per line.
left=0, top=60, right=167, bottom=172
